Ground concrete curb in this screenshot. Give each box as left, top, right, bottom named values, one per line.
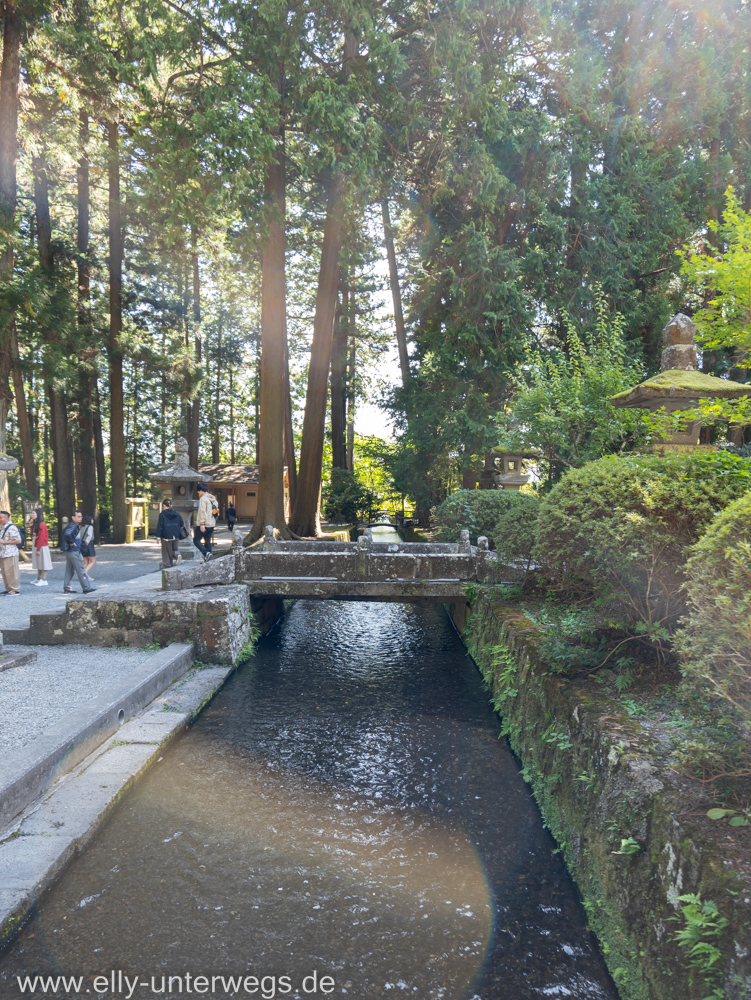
left=0, top=660, right=233, bottom=946
left=0, top=643, right=194, bottom=832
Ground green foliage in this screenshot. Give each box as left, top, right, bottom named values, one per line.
left=500, top=290, right=646, bottom=484
left=680, top=188, right=751, bottom=356
left=322, top=468, right=378, bottom=525
left=672, top=894, right=728, bottom=997
left=487, top=644, right=518, bottom=704
left=433, top=489, right=535, bottom=546
left=237, top=616, right=262, bottom=666
left=491, top=492, right=540, bottom=570
left=612, top=837, right=641, bottom=856
left=534, top=452, right=751, bottom=648
left=676, top=491, right=751, bottom=723
left=706, top=808, right=750, bottom=827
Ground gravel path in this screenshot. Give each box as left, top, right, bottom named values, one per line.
left=0, top=645, right=159, bottom=756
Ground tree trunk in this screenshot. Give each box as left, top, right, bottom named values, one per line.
left=346, top=283, right=356, bottom=472
left=34, top=147, right=76, bottom=533
left=76, top=109, right=98, bottom=527
left=289, top=173, right=345, bottom=536
left=0, top=1, right=21, bottom=511
left=189, top=240, right=201, bottom=468
left=330, top=273, right=348, bottom=469
left=462, top=467, right=477, bottom=490
left=47, top=382, right=75, bottom=534
left=10, top=330, right=37, bottom=496
left=43, top=417, right=50, bottom=510
left=381, top=200, right=409, bottom=385
left=212, top=317, right=221, bottom=463
left=254, top=333, right=260, bottom=466
left=108, top=119, right=126, bottom=542
left=93, top=379, right=106, bottom=512
left=229, top=363, right=235, bottom=464
left=246, top=141, right=291, bottom=542
left=283, top=326, right=297, bottom=511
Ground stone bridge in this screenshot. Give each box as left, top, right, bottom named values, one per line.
left=162, top=527, right=499, bottom=602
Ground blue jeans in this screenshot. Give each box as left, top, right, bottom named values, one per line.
left=193, top=526, right=213, bottom=557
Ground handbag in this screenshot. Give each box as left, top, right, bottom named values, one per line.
left=179, top=525, right=189, bottom=539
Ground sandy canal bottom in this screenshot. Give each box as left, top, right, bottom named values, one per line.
left=0, top=600, right=616, bottom=1000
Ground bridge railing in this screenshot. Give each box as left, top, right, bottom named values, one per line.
left=163, top=528, right=500, bottom=593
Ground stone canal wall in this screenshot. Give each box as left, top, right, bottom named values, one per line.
left=457, top=592, right=751, bottom=1000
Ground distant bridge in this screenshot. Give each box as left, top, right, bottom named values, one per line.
left=162, top=527, right=499, bottom=602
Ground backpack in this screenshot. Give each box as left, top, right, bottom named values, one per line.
left=210, top=495, right=219, bottom=518
left=18, top=524, right=26, bottom=548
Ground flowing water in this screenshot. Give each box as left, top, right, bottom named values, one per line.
left=1, top=569, right=617, bottom=999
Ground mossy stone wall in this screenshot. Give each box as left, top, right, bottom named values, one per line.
left=461, top=592, right=751, bottom=1000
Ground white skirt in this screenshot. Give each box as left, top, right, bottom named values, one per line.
left=31, top=545, right=53, bottom=571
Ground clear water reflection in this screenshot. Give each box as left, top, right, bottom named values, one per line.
left=0, top=600, right=616, bottom=1000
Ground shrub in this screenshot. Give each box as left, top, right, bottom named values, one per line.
left=433, top=489, right=538, bottom=546
left=534, top=452, right=751, bottom=646
left=676, top=492, right=751, bottom=721
left=322, top=469, right=378, bottom=524
left=491, top=493, right=540, bottom=569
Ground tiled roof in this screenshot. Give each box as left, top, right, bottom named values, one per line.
left=198, top=464, right=260, bottom=484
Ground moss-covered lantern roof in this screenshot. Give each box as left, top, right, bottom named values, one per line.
left=487, top=445, right=543, bottom=459
left=610, top=370, right=751, bottom=410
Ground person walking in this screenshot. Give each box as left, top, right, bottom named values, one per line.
left=79, top=515, right=96, bottom=578
left=28, top=508, right=52, bottom=585
left=193, top=483, right=216, bottom=562
left=155, top=498, right=184, bottom=568
left=226, top=502, right=237, bottom=533
left=62, top=510, right=95, bottom=594
left=0, top=510, right=22, bottom=595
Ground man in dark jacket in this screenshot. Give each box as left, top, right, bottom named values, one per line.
left=226, top=503, right=237, bottom=533
left=155, top=499, right=185, bottom=568
left=62, top=510, right=95, bottom=594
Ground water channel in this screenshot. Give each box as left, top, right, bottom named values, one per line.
left=1, top=538, right=617, bottom=999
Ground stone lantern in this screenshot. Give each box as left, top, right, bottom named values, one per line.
left=478, top=447, right=541, bottom=490
left=149, top=437, right=212, bottom=563
left=0, top=454, right=18, bottom=472
left=610, top=314, right=751, bottom=451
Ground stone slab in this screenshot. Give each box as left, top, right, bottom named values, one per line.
left=0, top=585, right=254, bottom=665
left=84, top=742, right=161, bottom=775
left=0, top=661, right=234, bottom=946
left=0, top=835, right=76, bottom=891
left=0, top=643, right=194, bottom=830
left=114, top=710, right=189, bottom=744
left=19, top=771, right=132, bottom=839
left=0, top=648, right=37, bottom=673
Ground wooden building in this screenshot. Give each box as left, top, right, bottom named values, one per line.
left=155, top=464, right=289, bottom=523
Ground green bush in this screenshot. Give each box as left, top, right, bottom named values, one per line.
left=433, top=489, right=538, bottom=546
left=534, top=452, right=751, bottom=645
left=676, top=492, right=751, bottom=721
left=491, top=492, right=540, bottom=568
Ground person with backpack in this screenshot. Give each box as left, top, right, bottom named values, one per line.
left=0, top=510, right=22, bottom=595
left=155, top=498, right=185, bottom=568
left=193, top=483, right=216, bottom=562
left=28, top=508, right=52, bottom=586
left=62, top=510, right=95, bottom=594
left=226, top=503, right=237, bottom=534
left=80, top=515, right=96, bottom=579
